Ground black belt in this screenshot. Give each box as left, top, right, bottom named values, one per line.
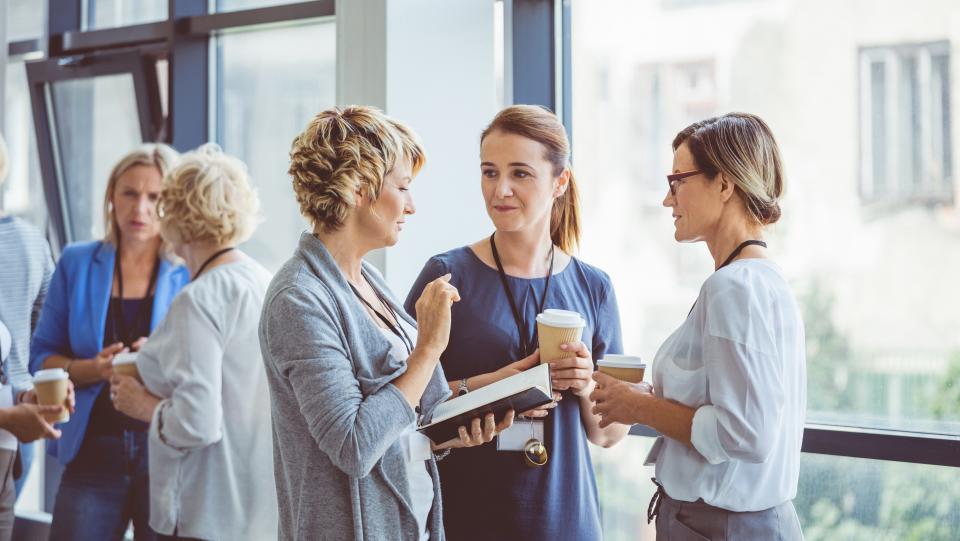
left=648, top=477, right=666, bottom=524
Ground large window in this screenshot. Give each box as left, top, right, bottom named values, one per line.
left=572, top=0, right=960, bottom=538
left=215, top=21, right=336, bottom=272
left=860, top=41, right=952, bottom=205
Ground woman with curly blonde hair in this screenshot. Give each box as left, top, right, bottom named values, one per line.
left=260, top=105, right=515, bottom=541
left=111, top=144, right=276, bottom=541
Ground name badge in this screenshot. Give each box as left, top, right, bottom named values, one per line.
left=497, top=419, right=545, bottom=451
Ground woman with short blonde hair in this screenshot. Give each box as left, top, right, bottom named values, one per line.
left=32, top=143, right=188, bottom=541
left=261, top=106, right=510, bottom=541
left=111, top=144, right=276, bottom=541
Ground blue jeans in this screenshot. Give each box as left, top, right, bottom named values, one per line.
left=49, top=432, right=156, bottom=541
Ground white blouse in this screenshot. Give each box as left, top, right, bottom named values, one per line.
left=136, top=259, right=278, bottom=540
left=651, top=259, right=806, bottom=512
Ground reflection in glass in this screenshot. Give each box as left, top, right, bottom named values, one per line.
left=50, top=74, right=141, bottom=241
left=215, top=21, right=336, bottom=272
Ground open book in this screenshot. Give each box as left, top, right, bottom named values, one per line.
left=418, top=363, right=553, bottom=444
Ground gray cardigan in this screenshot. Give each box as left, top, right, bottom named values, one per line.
left=259, top=232, right=451, bottom=541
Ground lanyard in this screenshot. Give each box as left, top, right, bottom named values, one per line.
left=194, top=247, right=236, bottom=280
left=688, top=239, right=767, bottom=316
left=350, top=272, right=414, bottom=355
left=489, top=233, right=555, bottom=358
left=112, top=247, right=161, bottom=348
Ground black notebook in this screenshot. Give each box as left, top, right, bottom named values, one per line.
left=418, top=363, right=553, bottom=444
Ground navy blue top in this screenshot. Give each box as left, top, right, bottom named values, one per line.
left=404, top=246, right=623, bottom=541
left=88, top=296, right=154, bottom=434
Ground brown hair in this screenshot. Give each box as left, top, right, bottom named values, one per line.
left=481, top=105, right=580, bottom=253
left=288, top=106, right=426, bottom=232
left=672, top=112, right=784, bottom=225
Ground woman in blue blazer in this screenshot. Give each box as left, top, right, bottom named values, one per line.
left=30, top=145, right=189, bottom=541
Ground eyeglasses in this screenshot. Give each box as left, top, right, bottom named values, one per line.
left=666, top=170, right=703, bottom=196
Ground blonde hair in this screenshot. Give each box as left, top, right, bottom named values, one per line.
left=288, top=106, right=426, bottom=232
left=672, top=113, right=784, bottom=225
left=103, top=144, right=180, bottom=246
left=159, top=143, right=260, bottom=247
left=0, top=132, right=8, bottom=188
left=481, top=105, right=580, bottom=253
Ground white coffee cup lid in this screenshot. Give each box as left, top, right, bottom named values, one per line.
left=536, top=309, right=585, bottom=328
left=598, top=355, right=645, bottom=368
left=113, top=352, right=138, bottom=365
left=33, top=368, right=68, bottom=382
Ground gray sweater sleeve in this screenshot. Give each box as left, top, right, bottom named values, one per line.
left=262, top=285, right=416, bottom=479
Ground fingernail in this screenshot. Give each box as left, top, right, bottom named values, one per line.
left=560, top=344, right=568, bottom=350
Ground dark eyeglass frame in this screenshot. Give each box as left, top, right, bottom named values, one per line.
left=666, top=169, right=703, bottom=196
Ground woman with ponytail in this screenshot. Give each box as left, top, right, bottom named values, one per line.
left=404, top=105, right=628, bottom=541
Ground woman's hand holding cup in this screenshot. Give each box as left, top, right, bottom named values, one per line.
left=549, top=341, right=595, bottom=397
left=589, top=372, right=655, bottom=428
left=414, top=274, right=461, bottom=357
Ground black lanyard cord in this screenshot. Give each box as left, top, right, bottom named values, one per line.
left=489, top=233, right=555, bottom=358
left=715, top=239, right=766, bottom=271
left=112, top=245, right=161, bottom=348
left=350, top=274, right=414, bottom=355
left=688, top=239, right=767, bottom=316
left=194, top=247, right=237, bottom=280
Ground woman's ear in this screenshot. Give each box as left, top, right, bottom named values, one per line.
left=554, top=168, right=571, bottom=198
left=718, top=173, right=737, bottom=203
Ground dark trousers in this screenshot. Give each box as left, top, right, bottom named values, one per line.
left=49, top=432, right=157, bottom=541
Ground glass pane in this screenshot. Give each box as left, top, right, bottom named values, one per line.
left=215, top=21, right=336, bottom=272
left=796, top=453, right=960, bottom=540
left=6, top=0, right=47, bottom=41
left=50, top=74, right=142, bottom=241
left=213, top=0, right=297, bottom=12
left=2, top=62, right=47, bottom=228
left=572, top=0, right=960, bottom=435
left=84, top=0, right=166, bottom=30
left=593, top=442, right=960, bottom=539
left=5, top=0, right=46, bottom=41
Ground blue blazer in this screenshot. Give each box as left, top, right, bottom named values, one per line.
left=29, top=241, right=189, bottom=465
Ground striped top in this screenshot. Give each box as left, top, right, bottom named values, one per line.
left=0, top=215, right=54, bottom=390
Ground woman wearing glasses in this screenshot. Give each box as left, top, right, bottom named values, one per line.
left=404, top=105, right=629, bottom=541
left=591, top=113, right=806, bottom=540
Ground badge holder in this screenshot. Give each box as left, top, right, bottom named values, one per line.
left=497, top=418, right=548, bottom=467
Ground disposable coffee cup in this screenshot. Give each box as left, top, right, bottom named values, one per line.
left=112, top=352, right=141, bottom=381
left=597, top=355, right=646, bottom=383
left=536, top=309, right=586, bottom=363
left=33, top=368, right=70, bottom=423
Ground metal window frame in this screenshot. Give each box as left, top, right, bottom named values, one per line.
left=12, top=0, right=335, bottom=250
left=26, top=49, right=163, bottom=246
